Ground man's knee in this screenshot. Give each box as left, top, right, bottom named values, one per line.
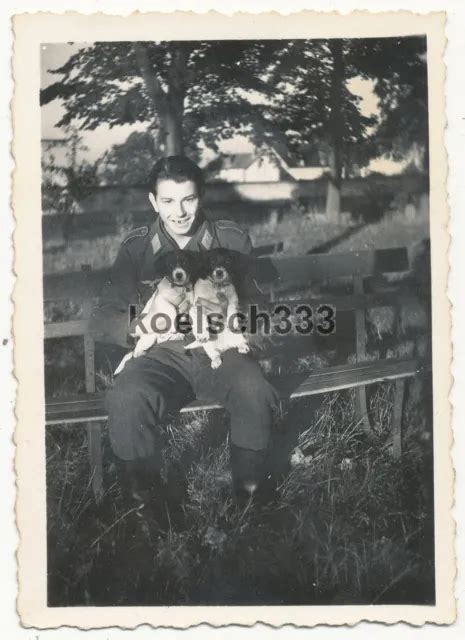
left=225, top=357, right=278, bottom=408
left=106, top=369, right=152, bottom=411
left=229, top=368, right=268, bottom=397
left=105, top=370, right=166, bottom=461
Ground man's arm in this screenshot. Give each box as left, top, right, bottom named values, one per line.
left=213, top=220, right=268, bottom=304
left=87, top=243, right=139, bottom=348
left=214, top=219, right=253, bottom=255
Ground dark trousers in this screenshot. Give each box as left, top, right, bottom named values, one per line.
left=105, top=341, right=279, bottom=464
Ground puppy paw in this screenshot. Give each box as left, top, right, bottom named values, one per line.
left=196, top=332, right=210, bottom=343
left=134, top=334, right=157, bottom=357
left=238, top=343, right=250, bottom=354
left=211, top=356, right=222, bottom=369
left=114, top=352, right=133, bottom=375
left=159, top=332, right=183, bottom=343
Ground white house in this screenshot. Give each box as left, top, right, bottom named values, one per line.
left=286, top=166, right=327, bottom=181
left=211, top=147, right=327, bottom=183
left=215, top=152, right=285, bottom=183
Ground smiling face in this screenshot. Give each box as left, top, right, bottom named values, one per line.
left=149, top=179, right=200, bottom=240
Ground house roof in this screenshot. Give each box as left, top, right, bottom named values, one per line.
left=221, top=153, right=257, bottom=170
left=287, top=167, right=326, bottom=180
left=206, top=145, right=327, bottom=181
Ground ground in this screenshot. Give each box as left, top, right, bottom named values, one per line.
left=46, top=382, right=434, bottom=606
left=44, top=197, right=433, bottom=606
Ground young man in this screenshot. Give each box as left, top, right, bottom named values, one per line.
left=89, top=156, right=278, bottom=519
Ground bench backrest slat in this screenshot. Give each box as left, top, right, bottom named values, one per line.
left=43, top=248, right=410, bottom=303
left=255, top=248, right=409, bottom=292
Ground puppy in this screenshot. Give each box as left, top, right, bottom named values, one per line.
left=114, top=251, right=199, bottom=375
left=185, top=248, right=250, bottom=369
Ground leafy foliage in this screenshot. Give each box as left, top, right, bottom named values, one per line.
left=350, top=36, right=428, bottom=167
left=41, top=37, right=428, bottom=217
left=42, top=127, right=99, bottom=214
left=41, top=41, right=278, bottom=154
left=97, top=131, right=160, bottom=186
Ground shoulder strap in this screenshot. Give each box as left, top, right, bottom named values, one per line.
left=122, top=226, right=149, bottom=244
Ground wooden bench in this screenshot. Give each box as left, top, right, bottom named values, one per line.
left=44, top=247, right=429, bottom=503
left=251, top=241, right=284, bottom=258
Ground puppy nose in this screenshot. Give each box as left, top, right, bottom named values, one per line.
left=174, top=270, right=184, bottom=281
left=214, top=268, right=224, bottom=277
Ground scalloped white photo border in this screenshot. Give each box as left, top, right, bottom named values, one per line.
left=11, top=6, right=454, bottom=630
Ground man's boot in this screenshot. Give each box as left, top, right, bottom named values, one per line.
left=230, top=443, right=275, bottom=505
left=116, top=456, right=186, bottom=537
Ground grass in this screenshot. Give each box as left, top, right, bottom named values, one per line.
left=248, top=205, right=429, bottom=258
left=46, top=377, right=434, bottom=606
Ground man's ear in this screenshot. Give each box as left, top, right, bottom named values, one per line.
left=148, top=192, right=158, bottom=214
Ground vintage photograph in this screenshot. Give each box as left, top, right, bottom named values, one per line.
left=13, top=10, right=453, bottom=628
left=40, top=33, right=436, bottom=608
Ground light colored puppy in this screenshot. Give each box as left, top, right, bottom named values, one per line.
left=186, top=249, right=250, bottom=369
left=114, top=252, right=198, bottom=375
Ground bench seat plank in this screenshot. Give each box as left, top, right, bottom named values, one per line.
left=46, top=394, right=108, bottom=424
left=45, top=358, right=426, bottom=426
left=44, top=319, right=89, bottom=339
left=288, top=358, right=423, bottom=398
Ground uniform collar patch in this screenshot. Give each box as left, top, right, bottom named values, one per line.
left=201, top=227, right=213, bottom=250
left=151, top=233, right=162, bottom=255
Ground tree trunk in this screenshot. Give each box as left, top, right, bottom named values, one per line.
left=162, top=43, right=189, bottom=156
left=159, top=105, right=183, bottom=156
left=325, top=40, right=344, bottom=224
left=132, top=42, right=186, bottom=156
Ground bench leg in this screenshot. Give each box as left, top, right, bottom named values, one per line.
left=392, top=379, right=406, bottom=460
left=355, top=385, right=372, bottom=435
left=86, top=421, right=104, bottom=504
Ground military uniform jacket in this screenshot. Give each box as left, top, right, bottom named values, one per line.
left=88, top=214, right=254, bottom=347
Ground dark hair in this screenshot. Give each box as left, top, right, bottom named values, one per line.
left=148, top=156, right=204, bottom=196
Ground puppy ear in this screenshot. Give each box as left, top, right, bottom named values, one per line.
left=183, top=250, right=206, bottom=280
left=183, top=250, right=204, bottom=280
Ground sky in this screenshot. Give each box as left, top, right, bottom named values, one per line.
left=41, top=42, right=403, bottom=174
left=41, top=43, right=149, bottom=161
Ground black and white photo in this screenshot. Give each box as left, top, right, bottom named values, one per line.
left=13, top=10, right=453, bottom=628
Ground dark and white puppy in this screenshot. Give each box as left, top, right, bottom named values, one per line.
left=186, top=248, right=250, bottom=369
left=115, top=251, right=200, bottom=375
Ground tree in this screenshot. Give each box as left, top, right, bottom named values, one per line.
left=263, top=36, right=427, bottom=221
left=41, top=41, right=276, bottom=157
left=263, top=39, right=376, bottom=221
left=325, top=40, right=345, bottom=221
left=42, top=126, right=98, bottom=215
left=348, top=36, right=428, bottom=172
left=97, top=131, right=161, bottom=186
